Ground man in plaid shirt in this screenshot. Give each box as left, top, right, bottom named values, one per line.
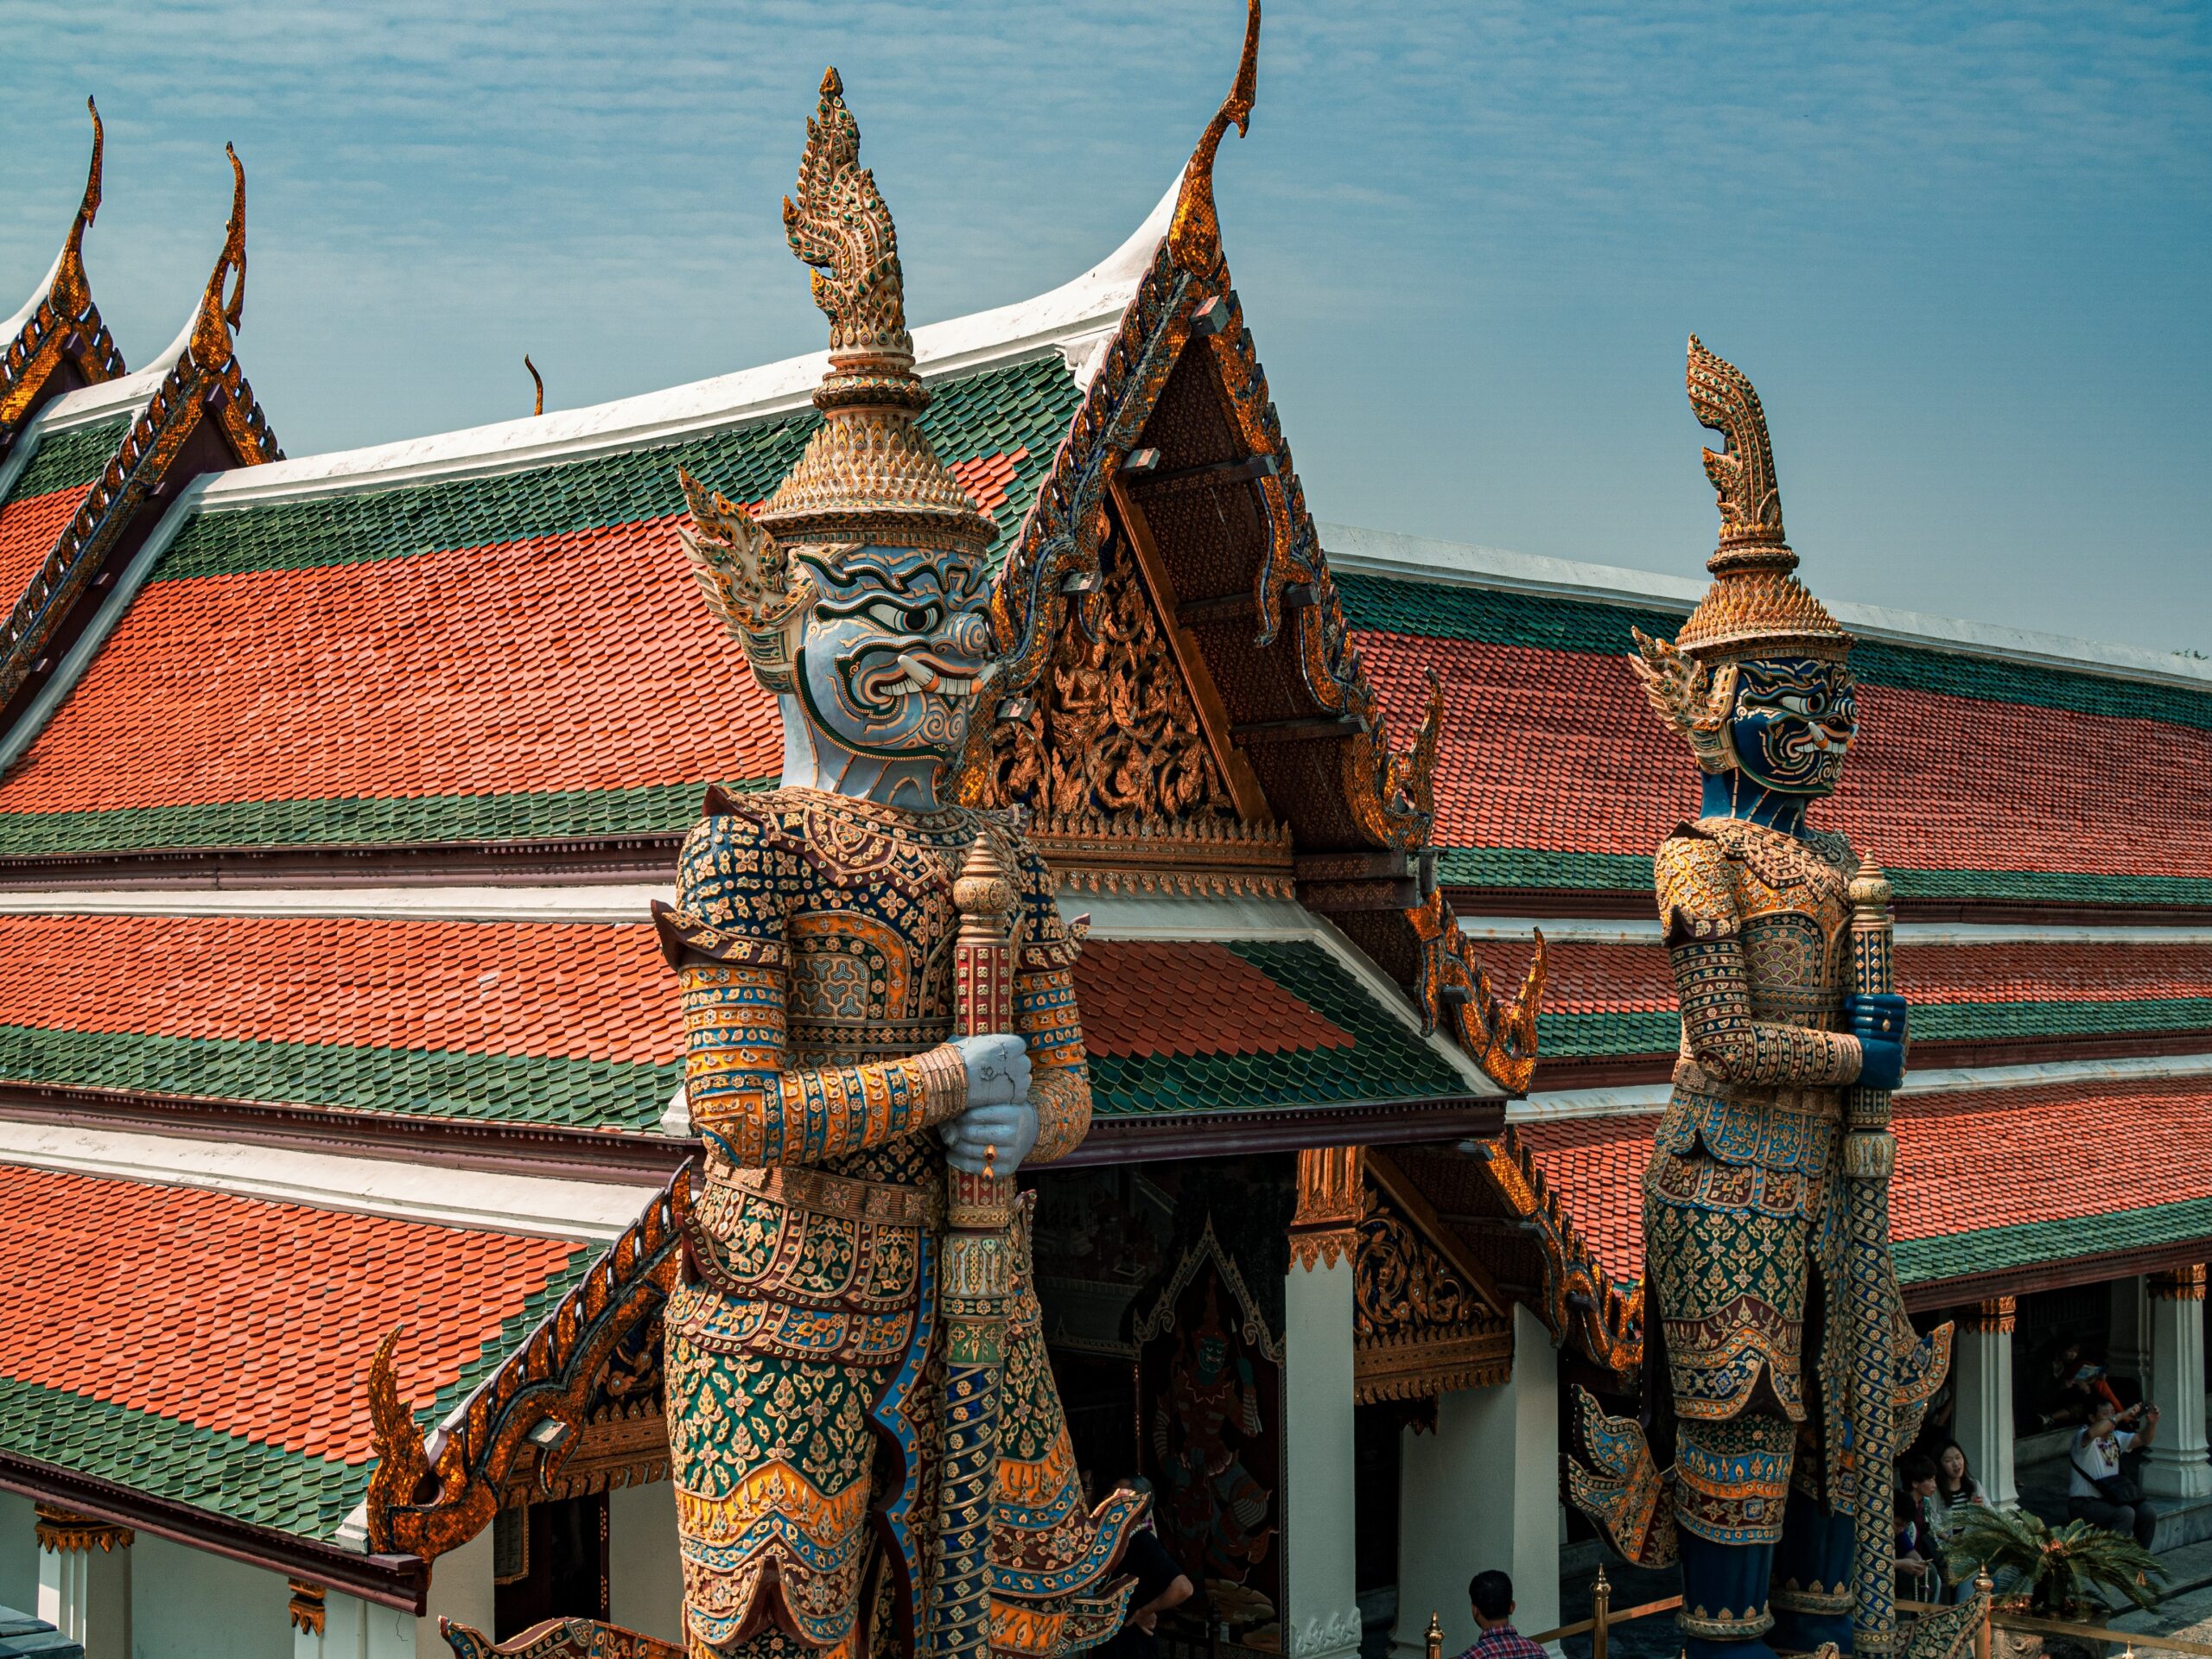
left=1456, top=1572, right=1547, bottom=1659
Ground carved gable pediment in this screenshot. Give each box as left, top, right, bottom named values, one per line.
left=975, top=519, right=1291, bottom=896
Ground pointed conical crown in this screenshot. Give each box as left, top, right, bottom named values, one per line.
left=754, top=69, right=995, bottom=557
left=1673, top=336, right=1852, bottom=664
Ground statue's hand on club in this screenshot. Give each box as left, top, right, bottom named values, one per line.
left=944, top=1033, right=1037, bottom=1173
left=1845, top=991, right=1909, bottom=1092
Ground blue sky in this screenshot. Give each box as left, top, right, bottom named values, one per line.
left=2, top=1, right=2206, bottom=652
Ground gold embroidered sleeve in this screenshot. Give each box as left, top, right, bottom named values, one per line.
left=1655, top=835, right=1861, bottom=1088
left=1012, top=844, right=1090, bottom=1165
left=1667, top=937, right=1861, bottom=1088
left=659, top=816, right=967, bottom=1167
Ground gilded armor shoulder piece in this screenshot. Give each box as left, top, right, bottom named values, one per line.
left=1688, top=816, right=1858, bottom=895
left=1656, top=832, right=1740, bottom=943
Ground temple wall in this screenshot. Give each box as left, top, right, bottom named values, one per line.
left=0, top=1491, right=34, bottom=1612
left=129, top=1534, right=290, bottom=1659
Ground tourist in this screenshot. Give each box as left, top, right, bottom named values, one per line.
left=2034, top=1339, right=2128, bottom=1429
left=2069, top=1404, right=2162, bottom=1548
left=1929, top=1442, right=1988, bottom=1600
left=1896, top=1455, right=1942, bottom=1600
left=1456, top=1571, right=1546, bottom=1659
left=1084, top=1471, right=1195, bottom=1659
left=1933, top=1442, right=1985, bottom=1514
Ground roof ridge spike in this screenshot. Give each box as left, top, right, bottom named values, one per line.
left=0, top=99, right=126, bottom=442
left=49, top=96, right=104, bottom=325
left=189, top=143, right=248, bottom=368
left=1166, top=0, right=1260, bottom=274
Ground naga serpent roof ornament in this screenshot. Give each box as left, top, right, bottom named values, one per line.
left=1630, top=338, right=1854, bottom=768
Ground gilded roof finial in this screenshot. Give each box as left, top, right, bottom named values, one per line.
left=189, top=144, right=248, bottom=366
left=524, top=353, right=544, bottom=417
left=783, top=67, right=910, bottom=364
left=50, top=97, right=104, bottom=320
left=1167, top=0, right=1261, bottom=271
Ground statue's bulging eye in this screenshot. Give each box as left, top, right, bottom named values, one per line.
left=861, top=599, right=942, bottom=635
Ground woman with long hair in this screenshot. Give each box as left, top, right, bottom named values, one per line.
left=1929, top=1441, right=1989, bottom=1599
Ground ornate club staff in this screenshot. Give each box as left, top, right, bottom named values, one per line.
left=928, top=836, right=1021, bottom=1659
left=1846, top=864, right=1900, bottom=1656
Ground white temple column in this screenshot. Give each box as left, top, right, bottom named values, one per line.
left=1951, top=1298, right=2018, bottom=1510
left=611, top=1481, right=686, bottom=1643
left=2110, top=1275, right=2152, bottom=1389
left=34, top=1506, right=130, bottom=1659
left=1390, top=1304, right=1560, bottom=1659
left=2141, top=1266, right=2212, bottom=1502
left=319, top=1589, right=419, bottom=1659
left=1284, top=1149, right=1363, bottom=1659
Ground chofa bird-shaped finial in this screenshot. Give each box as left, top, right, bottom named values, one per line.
left=1168, top=0, right=1262, bottom=271
left=189, top=143, right=248, bottom=365
left=49, top=97, right=105, bottom=321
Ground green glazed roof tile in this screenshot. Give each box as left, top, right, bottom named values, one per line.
left=1086, top=939, right=1467, bottom=1119
left=5, top=417, right=130, bottom=506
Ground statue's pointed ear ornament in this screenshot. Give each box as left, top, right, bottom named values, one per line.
left=1630, top=337, right=1854, bottom=755
left=678, top=67, right=995, bottom=690
left=677, top=467, right=812, bottom=694
left=1628, top=629, right=1738, bottom=776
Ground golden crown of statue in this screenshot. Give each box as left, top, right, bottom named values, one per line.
left=1628, top=339, right=1853, bottom=771
left=1672, top=336, right=1852, bottom=664
left=756, top=68, right=995, bottom=557
left=677, top=69, right=997, bottom=690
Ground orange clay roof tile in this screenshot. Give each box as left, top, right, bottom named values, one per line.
left=0, top=1164, right=586, bottom=1464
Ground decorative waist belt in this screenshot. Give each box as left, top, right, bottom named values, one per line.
left=721, top=1161, right=942, bottom=1228
left=1672, top=1061, right=1844, bottom=1119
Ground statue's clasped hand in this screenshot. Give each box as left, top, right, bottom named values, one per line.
left=1844, top=991, right=1909, bottom=1092
left=944, top=1033, right=1038, bottom=1174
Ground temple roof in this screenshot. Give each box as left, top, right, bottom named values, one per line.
left=0, top=893, right=1494, bottom=1153
left=0, top=910, right=683, bottom=1131
left=1465, top=930, right=2212, bottom=1089
left=0, top=1163, right=593, bottom=1546
left=0, top=255, right=1128, bottom=857
left=1330, top=524, right=2212, bottom=917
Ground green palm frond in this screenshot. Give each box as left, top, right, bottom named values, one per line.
left=1943, top=1505, right=2169, bottom=1615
